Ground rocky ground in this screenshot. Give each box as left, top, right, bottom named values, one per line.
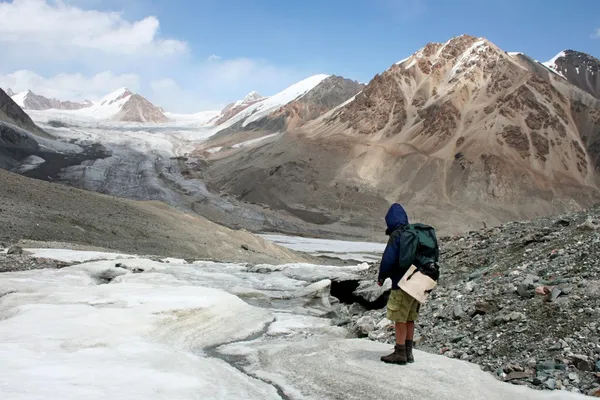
left=0, top=245, right=74, bottom=273
left=339, top=205, right=600, bottom=396
left=0, top=169, right=313, bottom=264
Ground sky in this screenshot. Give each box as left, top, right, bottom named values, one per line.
left=1, top=0, right=600, bottom=113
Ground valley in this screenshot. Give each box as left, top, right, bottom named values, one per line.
left=2, top=26, right=600, bottom=398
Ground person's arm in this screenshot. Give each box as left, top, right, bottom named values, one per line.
left=377, top=234, right=400, bottom=285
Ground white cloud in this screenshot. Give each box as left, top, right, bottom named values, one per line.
left=0, top=0, right=187, bottom=55
left=0, top=70, right=140, bottom=101
left=0, top=1, right=314, bottom=113
left=147, top=57, right=308, bottom=112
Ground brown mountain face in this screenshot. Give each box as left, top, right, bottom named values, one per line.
left=112, top=94, right=170, bottom=123
left=201, top=76, right=365, bottom=148
left=203, top=35, right=600, bottom=235
left=243, top=76, right=366, bottom=132
left=215, top=92, right=265, bottom=125
left=16, top=90, right=92, bottom=111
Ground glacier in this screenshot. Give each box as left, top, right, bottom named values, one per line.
left=0, top=249, right=588, bottom=400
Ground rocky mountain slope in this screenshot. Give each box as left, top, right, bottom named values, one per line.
left=198, top=75, right=365, bottom=155
left=202, top=35, right=600, bottom=235
left=0, top=88, right=50, bottom=138
left=0, top=169, right=308, bottom=264
left=11, top=89, right=92, bottom=111
left=543, top=50, right=600, bottom=99
left=214, top=91, right=266, bottom=125
left=112, top=92, right=170, bottom=123
left=81, top=88, right=169, bottom=123
left=345, top=204, right=600, bottom=396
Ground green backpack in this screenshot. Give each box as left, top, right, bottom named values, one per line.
left=404, top=223, right=440, bottom=274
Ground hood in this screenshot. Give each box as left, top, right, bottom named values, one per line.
left=385, top=203, right=409, bottom=235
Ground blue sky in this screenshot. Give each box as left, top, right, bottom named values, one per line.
left=1, top=0, right=600, bottom=112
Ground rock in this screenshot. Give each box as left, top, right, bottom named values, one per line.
left=453, top=304, right=466, bottom=320
left=506, top=311, right=526, bottom=322
left=352, top=280, right=390, bottom=303
left=504, top=371, right=530, bottom=381
left=545, top=378, right=557, bottom=390
left=473, top=301, right=496, bottom=315
left=550, top=287, right=562, bottom=302
left=578, top=217, right=600, bottom=231
left=537, top=361, right=557, bottom=371
left=572, top=355, right=595, bottom=371
left=241, top=244, right=250, bottom=251
left=7, top=245, right=23, bottom=255
left=568, top=372, right=580, bottom=383
left=532, top=377, right=544, bottom=386
left=348, top=303, right=366, bottom=316
left=516, top=284, right=533, bottom=299
left=355, top=316, right=376, bottom=337
left=596, top=360, right=600, bottom=372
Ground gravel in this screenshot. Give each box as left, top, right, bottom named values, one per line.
left=338, top=204, right=600, bottom=395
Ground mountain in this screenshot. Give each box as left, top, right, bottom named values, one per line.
left=201, top=35, right=600, bottom=235
left=210, top=75, right=332, bottom=134
left=201, top=75, right=365, bottom=150
left=11, top=90, right=92, bottom=111
left=80, top=88, right=169, bottom=123
left=0, top=169, right=306, bottom=264
left=542, top=50, right=600, bottom=99
left=214, top=91, right=267, bottom=125
left=237, top=76, right=366, bottom=133
left=0, top=88, right=50, bottom=138
left=5, top=88, right=14, bottom=96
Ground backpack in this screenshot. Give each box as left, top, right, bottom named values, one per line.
left=403, top=223, right=440, bottom=280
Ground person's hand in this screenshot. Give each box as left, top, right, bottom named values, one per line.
left=377, top=280, right=383, bottom=287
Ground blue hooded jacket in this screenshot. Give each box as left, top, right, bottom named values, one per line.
left=377, top=203, right=418, bottom=289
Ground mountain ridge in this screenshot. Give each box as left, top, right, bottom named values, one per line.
left=199, top=34, right=600, bottom=235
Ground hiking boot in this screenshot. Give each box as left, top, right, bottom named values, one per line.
left=380, top=344, right=407, bottom=365
left=406, top=339, right=415, bottom=363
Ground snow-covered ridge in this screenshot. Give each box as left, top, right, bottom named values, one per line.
left=214, top=74, right=331, bottom=132
left=11, top=90, right=28, bottom=108
left=542, top=51, right=568, bottom=80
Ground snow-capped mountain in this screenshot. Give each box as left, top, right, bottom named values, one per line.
left=202, top=34, right=600, bottom=236
left=542, top=50, right=600, bottom=99
left=214, top=91, right=267, bottom=126
left=212, top=75, right=331, bottom=132
left=0, top=88, right=49, bottom=138
left=11, top=90, right=92, bottom=111
left=40, top=88, right=170, bottom=123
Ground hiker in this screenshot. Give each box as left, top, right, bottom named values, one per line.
left=376, top=203, right=439, bottom=365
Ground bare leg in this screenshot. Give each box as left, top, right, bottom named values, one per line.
left=395, top=322, right=407, bottom=345
left=406, top=321, right=415, bottom=340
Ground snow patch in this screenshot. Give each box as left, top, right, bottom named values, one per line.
left=11, top=90, right=29, bottom=107
left=231, top=133, right=280, bottom=149
left=395, top=55, right=412, bottom=65
left=13, top=155, right=46, bottom=173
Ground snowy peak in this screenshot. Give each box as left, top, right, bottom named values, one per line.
left=83, top=88, right=168, bottom=123
left=10, top=90, right=92, bottom=111
left=0, top=88, right=50, bottom=138
left=99, top=87, right=133, bottom=106
left=542, top=50, right=600, bottom=98
left=243, top=91, right=264, bottom=103
left=212, top=75, right=330, bottom=129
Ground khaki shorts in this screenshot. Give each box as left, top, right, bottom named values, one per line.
left=386, top=289, right=420, bottom=323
